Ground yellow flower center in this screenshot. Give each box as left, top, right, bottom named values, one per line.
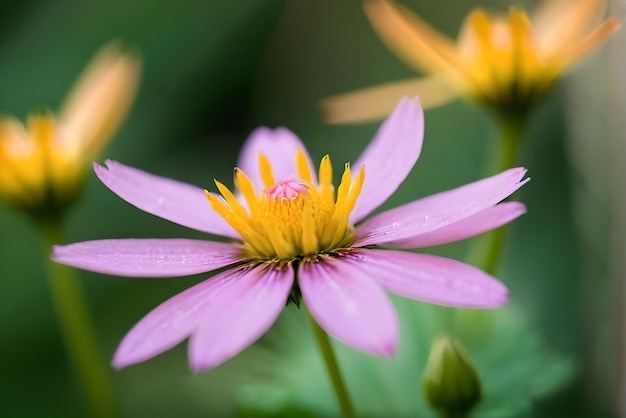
left=458, top=8, right=559, bottom=108
left=206, top=148, right=365, bottom=262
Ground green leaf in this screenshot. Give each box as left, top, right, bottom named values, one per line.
left=237, top=300, right=574, bottom=417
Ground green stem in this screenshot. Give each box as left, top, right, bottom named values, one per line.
left=305, top=307, right=355, bottom=418
left=38, top=221, right=118, bottom=418
left=478, top=223, right=508, bottom=278
left=492, top=117, right=523, bottom=175
left=468, top=117, right=524, bottom=277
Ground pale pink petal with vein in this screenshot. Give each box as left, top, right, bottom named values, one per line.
left=188, top=265, right=294, bottom=372
left=385, top=201, right=526, bottom=248
left=51, top=239, right=242, bottom=277
left=237, top=127, right=317, bottom=192
left=347, top=250, right=508, bottom=308
left=355, top=168, right=529, bottom=246
left=299, top=258, right=399, bottom=356
left=350, top=96, right=425, bottom=223
left=95, top=160, right=239, bottom=238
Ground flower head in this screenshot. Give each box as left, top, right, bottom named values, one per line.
left=0, top=42, right=141, bottom=218
left=322, top=0, right=621, bottom=123
left=52, top=97, right=528, bottom=372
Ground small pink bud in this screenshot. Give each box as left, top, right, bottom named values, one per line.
left=264, top=177, right=309, bottom=200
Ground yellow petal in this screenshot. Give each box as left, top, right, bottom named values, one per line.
left=508, top=8, right=546, bottom=97
left=560, top=16, right=622, bottom=68
left=301, top=199, right=319, bottom=255
left=461, top=9, right=494, bottom=50
left=59, top=41, right=142, bottom=162
left=533, top=0, right=609, bottom=56
left=363, top=0, right=464, bottom=82
left=457, top=10, right=505, bottom=100
left=295, top=147, right=313, bottom=183
left=0, top=116, right=31, bottom=160
left=0, top=117, right=39, bottom=198
left=258, top=152, right=276, bottom=188
left=320, top=76, right=459, bottom=124
left=318, top=154, right=334, bottom=204
left=27, top=113, right=76, bottom=189
left=234, top=168, right=259, bottom=213
left=214, top=179, right=249, bottom=220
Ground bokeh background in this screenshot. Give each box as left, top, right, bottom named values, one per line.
left=1, top=0, right=624, bottom=417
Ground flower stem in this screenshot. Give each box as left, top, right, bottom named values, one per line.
left=468, top=117, right=524, bottom=276
left=305, top=307, right=355, bottom=418
left=38, top=221, right=118, bottom=418
left=492, top=116, right=523, bottom=175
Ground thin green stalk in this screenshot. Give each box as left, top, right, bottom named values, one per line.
left=305, top=307, right=355, bottom=418
left=492, top=117, right=523, bottom=176
left=39, top=221, right=118, bottom=418
left=468, top=117, right=524, bottom=277
left=456, top=117, right=525, bottom=337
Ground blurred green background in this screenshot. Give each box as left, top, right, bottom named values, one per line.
left=1, top=0, right=624, bottom=417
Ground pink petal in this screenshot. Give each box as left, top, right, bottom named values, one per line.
left=350, top=96, right=424, bottom=223
left=188, top=265, right=294, bottom=372
left=386, top=202, right=526, bottom=248
left=346, top=250, right=508, bottom=308
left=355, top=168, right=529, bottom=247
left=299, top=258, right=399, bottom=356
left=95, top=160, right=239, bottom=238
left=237, top=127, right=317, bottom=192
left=113, top=265, right=256, bottom=369
left=51, top=239, right=243, bottom=277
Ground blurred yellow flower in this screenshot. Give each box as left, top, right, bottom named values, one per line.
left=322, top=0, right=621, bottom=123
left=0, top=42, right=141, bottom=218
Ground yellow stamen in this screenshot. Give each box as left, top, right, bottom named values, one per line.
left=318, top=154, right=334, bottom=203
left=213, top=179, right=248, bottom=220
left=234, top=168, right=258, bottom=213
left=258, top=152, right=276, bottom=188
left=295, top=147, right=313, bottom=183
left=205, top=190, right=273, bottom=255
left=301, top=199, right=320, bottom=255
left=206, top=151, right=365, bottom=261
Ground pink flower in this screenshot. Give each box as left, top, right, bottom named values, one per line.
left=52, top=97, right=528, bottom=372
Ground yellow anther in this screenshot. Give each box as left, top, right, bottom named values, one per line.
left=295, top=147, right=313, bottom=183
left=234, top=168, right=258, bottom=213
left=258, top=152, right=275, bottom=188
left=213, top=179, right=248, bottom=220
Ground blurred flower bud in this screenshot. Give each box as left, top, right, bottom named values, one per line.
left=422, top=335, right=482, bottom=417
left=0, top=41, right=141, bottom=221
left=322, top=0, right=622, bottom=124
